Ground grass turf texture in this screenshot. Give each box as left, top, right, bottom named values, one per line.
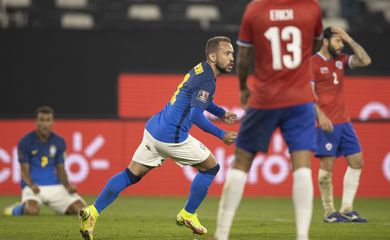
left=0, top=196, right=389, bottom=240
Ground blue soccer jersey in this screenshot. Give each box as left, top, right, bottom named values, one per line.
left=17, top=131, right=66, bottom=188
left=146, top=61, right=220, bottom=143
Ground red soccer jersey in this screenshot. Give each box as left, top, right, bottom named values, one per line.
left=237, top=0, right=323, bottom=109
left=311, top=52, right=352, bottom=123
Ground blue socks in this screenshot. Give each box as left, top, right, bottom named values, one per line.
left=94, top=168, right=141, bottom=214
left=185, top=164, right=220, bottom=213
left=12, top=203, right=25, bottom=216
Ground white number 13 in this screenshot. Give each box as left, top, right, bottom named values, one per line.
left=264, top=26, right=302, bottom=70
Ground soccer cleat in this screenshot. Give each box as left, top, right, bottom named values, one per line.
left=79, top=205, right=100, bottom=240
left=340, top=211, right=368, bottom=223
left=176, top=208, right=207, bottom=235
left=3, top=202, right=20, bottom=216
left=323, top=211, right=349, bottom=223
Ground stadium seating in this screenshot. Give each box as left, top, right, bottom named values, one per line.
left=0, top=0, right=388, bottom=32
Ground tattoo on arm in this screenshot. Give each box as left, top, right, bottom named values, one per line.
left=349, top=40, right=371, bottom=68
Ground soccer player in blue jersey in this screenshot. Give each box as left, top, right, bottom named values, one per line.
left=4, top=106, right=86, bottom=216
left=79, top=36, right=238, bottom=240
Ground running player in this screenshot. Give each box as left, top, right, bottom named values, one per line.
left=78, top=36, right=238, bottom=240
left=4, top=106, right=86, bottom=216
left=311, top=27, right=371, bottom=223
left=214, top=1, right=323, bottom=240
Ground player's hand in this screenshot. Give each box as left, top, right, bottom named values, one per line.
left=331, top=27, right=352, bottom=43
left=222, top=112, right=238, bottom=125
left=66, top=185, right=77, bottom=194
left=222, top=131, right=237, bottom=145
left=240, top=88, right=250, bottom=110
left=30, top=184, right=40, bottom=194
left=318, top=114, right=334, bottom=133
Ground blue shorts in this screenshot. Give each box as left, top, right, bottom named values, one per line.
left=315, top=122, right=361, bottom=157
left=236, top=103, right=316, bottom=154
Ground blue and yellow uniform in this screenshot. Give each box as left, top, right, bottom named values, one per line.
left=146, top=61, right=226, bottom=143
left=18, top=131, right=66, bottom=188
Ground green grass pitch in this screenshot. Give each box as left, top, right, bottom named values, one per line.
left=0, top=196, right=389, bottom=239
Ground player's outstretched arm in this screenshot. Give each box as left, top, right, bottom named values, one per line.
left=206, top=102, right=237, bottom=125
left=190, top=107, right=237, bottom=144
left=332, top=27, right=372, bottom=68
left=206, top=101, right=226, bottom=118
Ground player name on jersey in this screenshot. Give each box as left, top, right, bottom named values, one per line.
left=269, top=9, right=294, bottom=21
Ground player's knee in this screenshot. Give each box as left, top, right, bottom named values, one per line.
left=232, top=148, right=255, bottom=172
left=125, top=168, right=142, bottom=185
left=349, top=159, right=364, bottom=169
left=24, top=205, right=39, bottom=215
left=318, top=169, right=332, bottom=185
left=202, top=164, right=220, bottom=176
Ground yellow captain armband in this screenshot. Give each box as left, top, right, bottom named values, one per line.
left=194, top=63, right=204, bottom=75
left=170, top=73, right=190, bottom=105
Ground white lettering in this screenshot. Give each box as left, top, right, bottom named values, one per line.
left=270, top=9, right=294, bottom=21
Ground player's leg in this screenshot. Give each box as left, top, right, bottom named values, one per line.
left=168, top=136, right=218, bottom=235
left=65, top=200, right=87, bottom=215
left=23, top=200, right=40, bottom=215
left=79, top=130, right=160, bottom=240
left=280, top=103, right=316, bottom=240
left=215, top=108, right=278, bottom=240
left=93, top=161, right=150, bottom=213
left=290, top=151, right=313, bottom=240
left=44, top=185, right=86, bottom=215
left=215, top=147, right=255, bottom=240
left=315, top=123, right=348, bottom=222
left=318, top=156, right=345, bottom=223
left=338, top=123, right=366, bottom=222
left=4, top=186, right=42, bottom=216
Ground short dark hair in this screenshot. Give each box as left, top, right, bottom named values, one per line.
left=35, top=106, right=54, bottom=118
left=205, top=36, right=232, bottom=59
left=323, top=27, right=334, bottom=40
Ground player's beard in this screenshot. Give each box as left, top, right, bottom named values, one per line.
left=216, top=62, right=230, bottom=73
left=328, top=44, right=339, bottom=59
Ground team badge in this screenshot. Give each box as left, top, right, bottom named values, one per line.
left=197, top=90, right=209, bottom=103
left=325, top=143, right=333, bottom=151
left=320, top=67, right=329, bottom=74
left=335, top=61, right=343, bottom=69
left=31, top=150, right=38, bottom=155
left=49, top=145, right=57, bottom=157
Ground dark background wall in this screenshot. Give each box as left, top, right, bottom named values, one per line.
left=1, top=29, right=389, bottom=118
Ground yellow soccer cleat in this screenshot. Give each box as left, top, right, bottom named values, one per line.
left=176, top=208, right=207, bottom=235
left=3, top=202, right=20, bottom=216
left=79, top=205, right=99, bottom=240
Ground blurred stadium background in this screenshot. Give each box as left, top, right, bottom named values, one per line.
left=0, top=0, right=390, bottom=239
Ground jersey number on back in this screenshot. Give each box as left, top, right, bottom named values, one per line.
left=264, top=26, right=302, bottom=70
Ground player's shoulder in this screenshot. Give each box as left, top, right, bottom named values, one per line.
left=190, top=62, right=215, bottom=84
left=18, top=131, right=36, bottom=147
left=51, top=132, right=66, bottom=146
left=311, top=53, right=322, bottom=62
left=244, top=0, right=265, bottom=13
left=302, top=0, right=321, bottom=6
